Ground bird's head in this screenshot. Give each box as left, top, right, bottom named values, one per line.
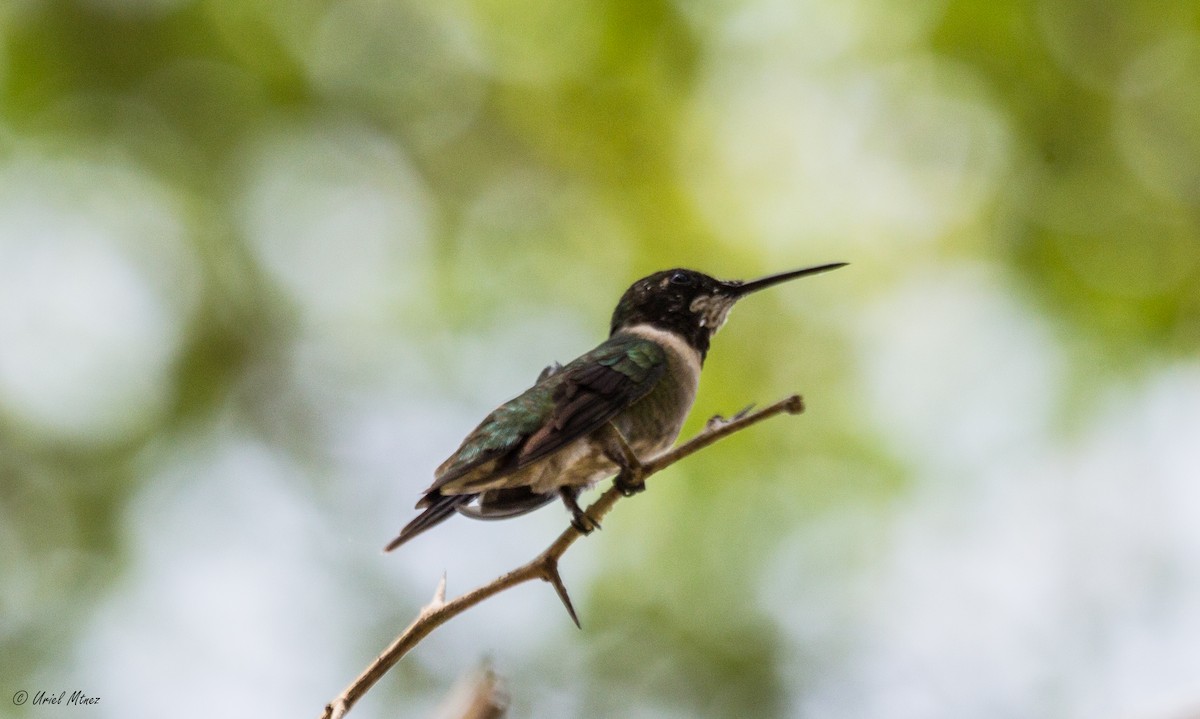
left=610, top=262, right=847, bottom=358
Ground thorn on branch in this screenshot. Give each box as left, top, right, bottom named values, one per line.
left=415, top=573, right=450, bottom=622
left=434, top=573, right=447, bottom=605
left=705, top=402, right=757, bottom=431
left=538, top=558, right=581, bottom=629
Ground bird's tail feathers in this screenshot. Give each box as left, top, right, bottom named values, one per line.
left=384, top=494, right=471, bottom=551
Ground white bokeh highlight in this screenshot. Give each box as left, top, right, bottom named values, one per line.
left=0, top=153, right=198, bottom=444
left=762, top=281, right=1200, bottom=719
left=237, top=121, right=434, bottom=330
left=680, top=1, right=1010, bottom=258
left=856, top=265, right=1065, bottom=474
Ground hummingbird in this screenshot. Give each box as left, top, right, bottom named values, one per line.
left=385, top=262, right=847, bottom=551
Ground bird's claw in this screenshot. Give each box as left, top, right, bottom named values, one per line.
left=614, top=474, right=646, bottom=497
left=570, top=512, right=602, bottom=534
left=559, top=487, right=600, bottom=534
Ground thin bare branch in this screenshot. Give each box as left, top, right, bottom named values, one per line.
left=320, top=393, right=806, bottom=719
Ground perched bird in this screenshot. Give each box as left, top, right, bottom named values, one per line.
left=385, top=262, right=846, bottom=551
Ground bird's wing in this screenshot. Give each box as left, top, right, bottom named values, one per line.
left=514, top=336, right=665, bottom=467
left=421, top=384, right=555, bottom=499
left=426, top=335, right=666, bottom=496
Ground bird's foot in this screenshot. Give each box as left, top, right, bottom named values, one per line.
left=614, top=472, right=646, bottom=497
left=558, top=487, right=601, bottom=534
left=601, top=423, right=647, bottom=497
left=570, top=513, right=601, bottom=534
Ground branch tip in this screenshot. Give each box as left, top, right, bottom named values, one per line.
left=784, top=395, right=805, bottom=414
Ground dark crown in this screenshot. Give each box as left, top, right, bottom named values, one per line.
left=610, top=268, right=734, bottom=359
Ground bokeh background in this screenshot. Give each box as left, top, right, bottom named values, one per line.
left=2, top=0, right=1199, bottom=717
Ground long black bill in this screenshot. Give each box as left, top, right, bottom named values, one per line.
left=726, top=262, right=848, bottom=297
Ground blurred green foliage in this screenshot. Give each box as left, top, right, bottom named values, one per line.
left=1, top=0, right=1198, bottom=717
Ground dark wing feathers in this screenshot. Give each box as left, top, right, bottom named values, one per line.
left=428, top=335, right=666, bottom=493
left=514, top=338, right=665, bottom=467
left=425, top=385, right=556, bottom=493
left=386, top=335, right=666, bottom=551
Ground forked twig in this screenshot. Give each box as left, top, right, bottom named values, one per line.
left=321, top=393, right=806, bottom=719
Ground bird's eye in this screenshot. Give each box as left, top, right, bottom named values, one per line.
left=669, top=272, right=693, bottom=286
